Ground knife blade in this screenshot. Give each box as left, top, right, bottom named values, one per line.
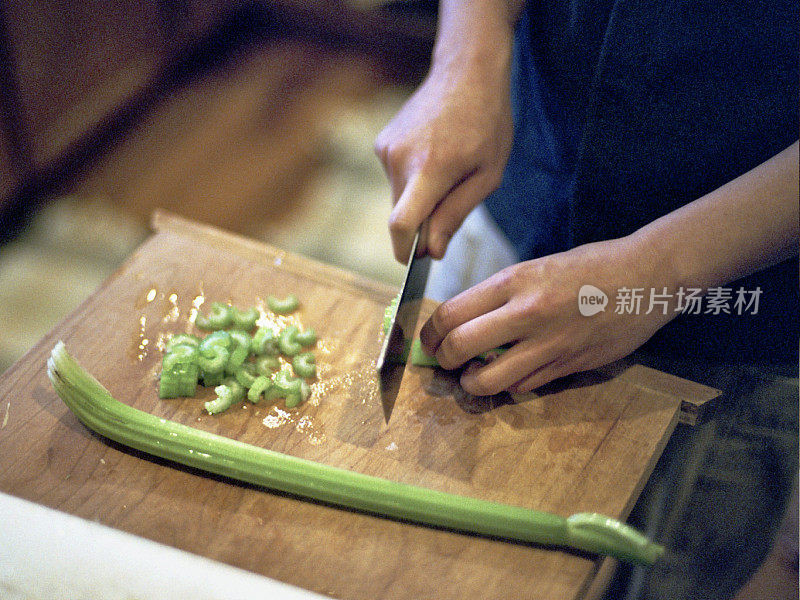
left=377, top=229, right=431, bottom=423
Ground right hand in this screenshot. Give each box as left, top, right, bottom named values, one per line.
left=374, top=45, right=514, bottom=263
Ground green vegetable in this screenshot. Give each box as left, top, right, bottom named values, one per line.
left=47, top=341, right=665, bottom=566
left=165, top=334, right=200, bottom=352
left=295, top=328, right=317, bottom=347
left=159, top=300, right=316, bottom=412
left=247, top=375, right=272, bottom=403
left=383, top=294, right=399, bottom=333
left=278, top=325, right=302, bottom=356
left=159, top=363, right=199, bottom=398
left=195, top=302, right=233, bottom=331
left=405, top=341, right=507, bottom=367
left=233, top=363, right=258, bottom=388
left=284, top=383, right=310, bottom=409
left=196, top=345, right=229, bottom=375
left=159, top=345, right=200, bottom=398
left=230, top=307, right=258, bottom=330
left=160, top=302, right=318, bottom=412
left=292, top=352, right=316, bottom=379
left=255, top=355, right=281, bottom=375
left=199, top=330, right=232, bottom=352
left=205, top=377, right=245, bottom=414
left=228, top=330, right=253, bottom=350
left=251, top=327, right=279, bottom=355
left=162, top=344, right=198, bottom=371
left=200, top=370, right=225, bottom=387
left=382, top=294, right=507, bottom=367
left=267, top=294, right=299, bottom=314
left=272, top=369, right=310, bottom=408
left=225, top=330, right=252, bottom=373
left=409, top=339, right=438, bottom=367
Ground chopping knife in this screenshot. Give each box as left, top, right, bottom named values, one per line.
left=377, top=229, right=431, bottom=423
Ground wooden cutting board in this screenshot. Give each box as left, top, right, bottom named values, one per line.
left=0, top=212, right=719, bottom=600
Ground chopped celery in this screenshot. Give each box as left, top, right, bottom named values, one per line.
left=267, top=294, right=299, bottom=314
left=278, top=325, right=302, bottom=356
left=292, top=352, right=316, bottom=379
left=159, top=301, right=316, bottom=412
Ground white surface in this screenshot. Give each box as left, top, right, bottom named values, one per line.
left=0, top=492, right=330, bottom=600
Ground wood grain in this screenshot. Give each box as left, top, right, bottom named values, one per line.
left=0, top=214, right=718, bottom=600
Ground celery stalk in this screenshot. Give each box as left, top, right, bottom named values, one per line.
left=47, top=341, right=664, bottom=566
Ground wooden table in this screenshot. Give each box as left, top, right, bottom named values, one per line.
left=0, top=212, right=719, bottom=599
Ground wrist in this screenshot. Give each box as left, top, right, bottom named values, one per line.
left=628, top=213, right=730, bottom=296
left=615, top=232, right=684, bottom=325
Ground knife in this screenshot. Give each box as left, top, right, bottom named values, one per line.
left=377, top=229, right=431, bottom=423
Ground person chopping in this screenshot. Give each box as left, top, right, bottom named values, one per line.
left=375, top=1, right=798, bottom=598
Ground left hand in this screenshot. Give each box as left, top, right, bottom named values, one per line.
left=419, top=235, right=677, bottom=395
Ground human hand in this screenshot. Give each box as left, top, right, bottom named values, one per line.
left=374, top=42, right=513, bottom=263
left=419, top=235, right=678, bottom=395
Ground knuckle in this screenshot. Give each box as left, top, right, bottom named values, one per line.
left=430, top=301, right=458, bottom=336
left=373, top=130, right=385, bottom=153
left=387, top=210, right=414, bottom=238
left=437, top=329, right=471, bottom=369
left=456, top=137, right=480, bottom=163
left=373, top=139, right=386, bottom=162
left=384, top=142, right=405, bottom=167
left=514, top=293, right=544, bottom=321
left=373, top=128, right=394, bottom=159
left=488, top=266, right=517, bottom=294
left=418, top=148, right=441, bottom=174
left=418, top=141, right=460, bottom=175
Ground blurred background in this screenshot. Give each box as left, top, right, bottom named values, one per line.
left=0, top=0, right=438, bottom=373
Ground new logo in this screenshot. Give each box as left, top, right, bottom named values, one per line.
left=578, top=285, right=608, bottom=316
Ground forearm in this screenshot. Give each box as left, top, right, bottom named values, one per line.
left=431, top=0, right=525, bottom=76
left=632, top=141, right=799, bottom=291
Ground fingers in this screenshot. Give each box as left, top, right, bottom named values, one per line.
left=504, top=357, right=572, bottom=394
left=458, top=340, right=562, bottom=396
left=461, top=342, right=609, bottom=396
left=426, top=168, right=502, bottom=259
left=420, top=270, right=511, bottom=355
left=388, top=171, right=453, bottom=263
left=377, top=128, right=501, bottom=262
left=435, top=307, right=519, bottom=370
left=374, top=131, right=407, bottom=205
left=387, top=166, right=502, bottom=262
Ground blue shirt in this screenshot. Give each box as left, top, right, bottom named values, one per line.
left=485, top=3, right=615, bottom=259
left=484, top=0, right=798, bottom=361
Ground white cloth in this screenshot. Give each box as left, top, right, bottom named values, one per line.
left=425, top=204, right=520, bottom=302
